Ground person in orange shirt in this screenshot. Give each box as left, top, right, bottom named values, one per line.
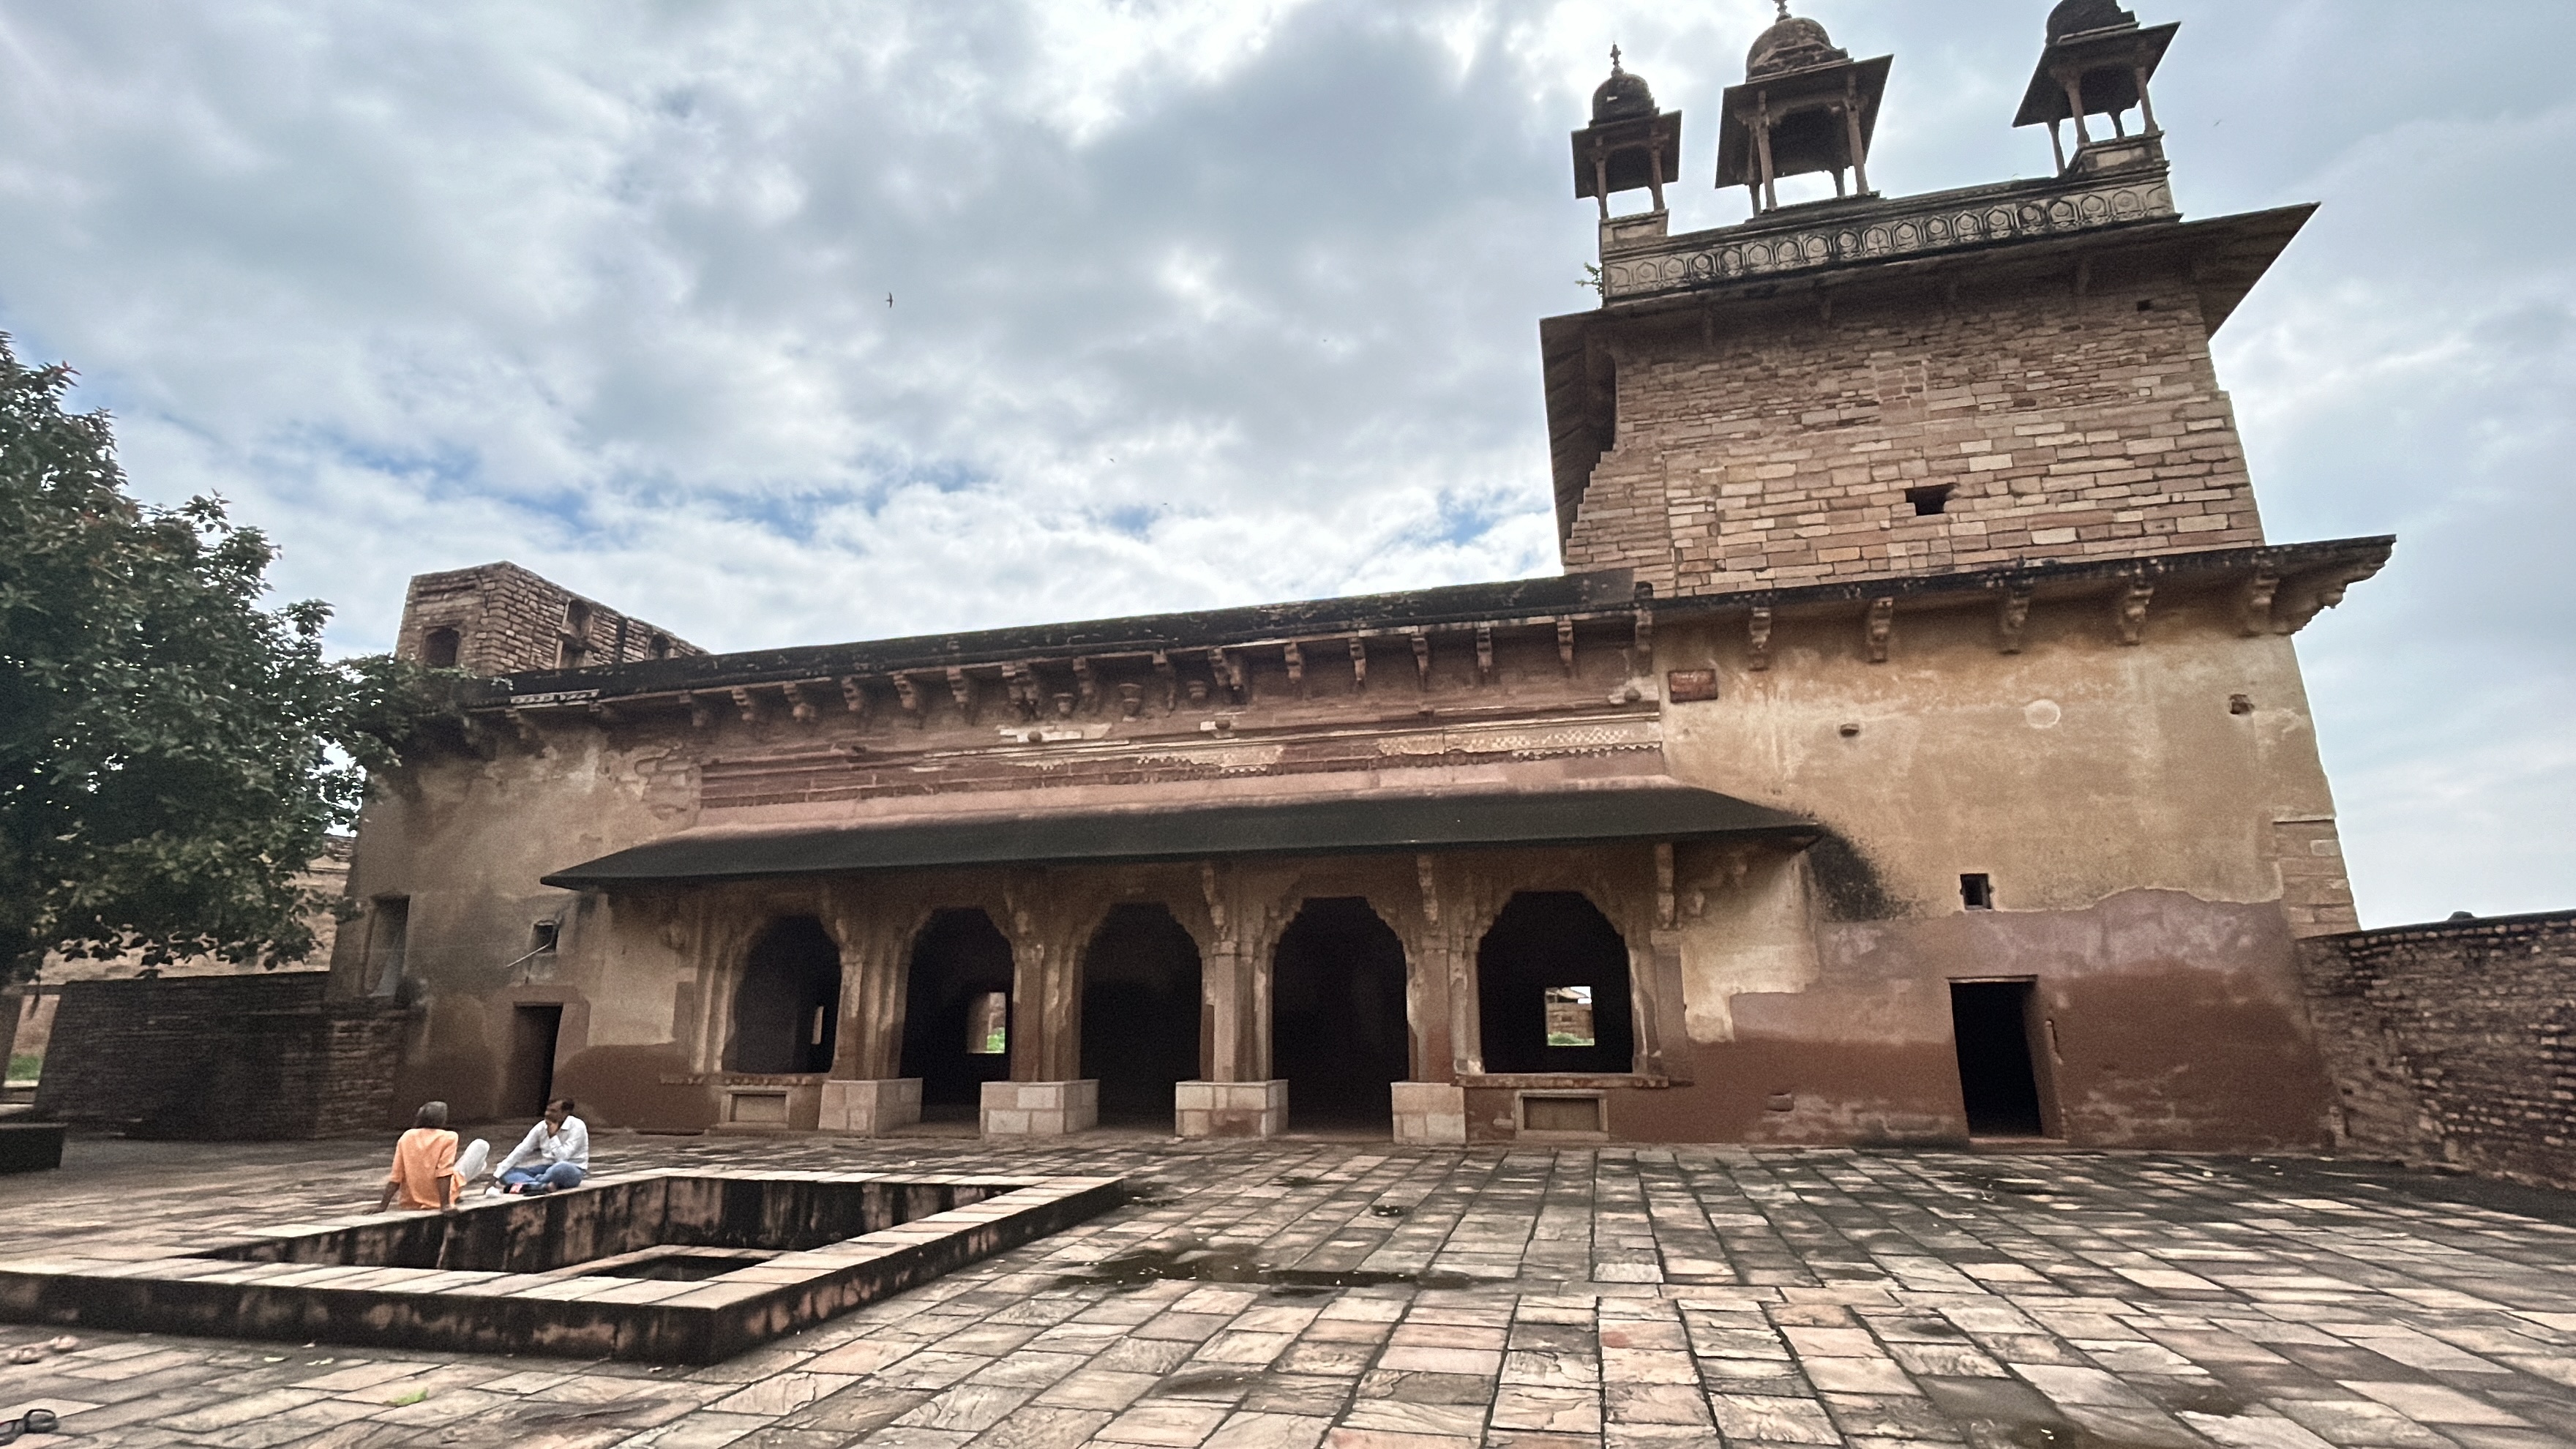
left=376, top=1101, right=462, bottom=1213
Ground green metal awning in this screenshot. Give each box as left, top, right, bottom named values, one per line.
left=542, top=786, right=1816, bottom=889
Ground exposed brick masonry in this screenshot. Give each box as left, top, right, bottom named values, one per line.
left=1568, top=279, right=2267, bottom=594
left=397, top=561, right=703, bottom=677
left=2298, top=911, right=2576, bottom=1189
left=32, top=975, right=404, bottom=1140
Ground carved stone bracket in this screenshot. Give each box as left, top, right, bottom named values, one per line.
left=782, top=682, right=819, bottom=724
left=1999, top=587, right=2034, bottom=655
left=1212, top=649, right=1248, bottom=703
left=1475, top=624, right=1495, bottom=686
left=1072, top=657, right=1099, bottom=711
left=2113, top=579, right=2155, bottom=647
left=2238, top=572, right=2282, bottom=637
left=1865, top=599, right=1896, bottom=664
left=503, top=708, right=542, bottom=745
left=839, top=677, right=868, bottom=717
left=1655, top=842, right=1677, bottom=931
left=946, top=667, right=977, bottom=722
left=1416, top=854, right=1439, bottom=926
left=1557, top=618, right=1578, bottom=677
left=1283, top=643, right=1305, bottom=694
left=1411, top=631, right=1432, bottom=689
left=588, top=700, right=622, bottom=727
left=1153, top=652, right=1177, bottom=712
left=1633, top=603, right=1655, bottom=662
left=688, top=693, right=717, bottom=730
left=1200, top=861, right=1229, bottom=943
left=894, top=674, right=925, bottom=727
left=1117, top=682, right=1145, bottom=720
left=1748, top=607, right=1775, bottom=672
left=2276, top=567, right=2373, bottom=635
left=1349, top=637, right=1368, bottom=692
left=729, top=687, right=763, bottom=725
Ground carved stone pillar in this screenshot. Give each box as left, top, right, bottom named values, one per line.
left=1393, top=853, right=1468, bottom=1144
left=819, top=920, right=919, bottom=1137
left=987, top=875, right=1093, bottom=1137
left=1177, top=865, right=1286, bottom=1137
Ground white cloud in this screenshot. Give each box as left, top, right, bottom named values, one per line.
left=1, top=0, right=2569, bottom=924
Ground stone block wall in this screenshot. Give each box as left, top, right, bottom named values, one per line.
left=1567, top=278, right=2267, bottom=594
left=397, top=562, right=702, bottom=678
left=2297, top=911, right=2576, bottom=1188
left=33, top=975, right=406, bottom=1139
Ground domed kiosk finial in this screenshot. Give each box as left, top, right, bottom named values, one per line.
left=1718, top=8, right=1891, bottom=213
left=2015, top=1, right=2177, bottom=177
left=1572, top=50, right=1682, bottom=219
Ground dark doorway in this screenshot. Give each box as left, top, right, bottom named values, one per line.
left=1476, top=892, right=1636, bottom=1074
left=724, top=917, right=841, bottom=1075
left=899, top=908, right=1017, bottom=1115
left=1950, top=981, right=2051, bottom=1138
left=503, top=1005, right=561, bottom=1118
left=1272, top=899, right=1410, bottom=1127
left=1079, top=904, right=1202, bottom=1123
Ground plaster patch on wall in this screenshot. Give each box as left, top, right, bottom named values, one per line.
left=1680, top=855, right=1822, bottom=1043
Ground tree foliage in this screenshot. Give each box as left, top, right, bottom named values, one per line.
left=0, top=335, right=444, bottom=982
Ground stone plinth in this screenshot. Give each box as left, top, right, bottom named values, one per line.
left=818, top=1079, right=921, bottom=1137
left=0, top=1122, right=65, bottom=1174
left=1392, top=1082, right=1468, bottom=1145
left=981, top=1080, right=1097, bottom=1138
left=1175, top=1080, right=1287, bottom=1139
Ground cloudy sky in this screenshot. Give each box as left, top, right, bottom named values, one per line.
left=1, top=0, right=2568, bottom=927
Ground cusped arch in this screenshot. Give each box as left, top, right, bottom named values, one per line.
left=724, top=915, right=842, bottom=1075
left=1474, top=891, right=1636, bottom=1075
left=1078, top=901, right=1205, bottom=1122
left=898, top=907, right=1018, bottom=1110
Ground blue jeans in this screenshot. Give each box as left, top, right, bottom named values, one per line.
left=501, top=1162, right=585, bottom=1191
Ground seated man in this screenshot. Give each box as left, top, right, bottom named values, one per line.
left=376, top=1101, right=461, bottom=1213
left=490, top=1097, right=590, bottom=1195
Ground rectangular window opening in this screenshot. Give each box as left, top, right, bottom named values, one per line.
left=1961, top=874, right=1996, bottom=911
left=1543, top=986, right=1597, bottom=1048
left=368, top=897, right=411, bottom=998
left=1906, top=485, right=1955, bottom=517
left=531, top=920, right=561, bottom=954
left=966, top=992, right=1009, bottom=1056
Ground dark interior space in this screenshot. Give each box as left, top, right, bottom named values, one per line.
left=503, top=1005, right=561, bottom=1118
left=724, top=916, right=840, bottom=1075
left=1951, top=980, right=2050, bottom=1138
left=1079, top=903, right=1203, bottom=1123
left=899, top=908, right=1018, bottom=1112
left=1476, top=891, right=1635, bottom=1075
left=1271, top=898, right=1410, bottom=1126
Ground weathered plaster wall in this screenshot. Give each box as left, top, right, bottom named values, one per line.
left=2297, top=913, right=2576, bottom=1190
left=1568, top=270, right=2266, bottom=596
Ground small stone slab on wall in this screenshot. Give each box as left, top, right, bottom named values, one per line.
left=2299, top=910, right=2576, bottom=1189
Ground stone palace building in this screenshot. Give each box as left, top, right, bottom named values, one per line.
left=329, top=1, right=2393, bottom=1150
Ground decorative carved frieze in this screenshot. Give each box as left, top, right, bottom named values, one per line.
left=1865, top=599, right=1896, bottom=664
left=1748, top=608, right=1774, bottom=672
left=1999, top=587, right=2034, bottom=655
left=2113, top=579, right=2156, bottom=646
left=1599, top=170, right=2180, bottom=303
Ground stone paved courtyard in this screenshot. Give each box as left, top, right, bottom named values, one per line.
left=6, top=1131, right=2576, bottom=1448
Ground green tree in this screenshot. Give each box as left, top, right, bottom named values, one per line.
left=0, top=335, right=442, bottom=983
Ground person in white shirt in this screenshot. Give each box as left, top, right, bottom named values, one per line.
left=488, top=1098, right=590, bottom=1195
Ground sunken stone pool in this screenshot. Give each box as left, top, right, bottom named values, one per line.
left=0, top=1169, right=1122, bottom=1363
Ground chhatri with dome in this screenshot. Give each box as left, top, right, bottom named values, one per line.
left=248, top=2, right=2392, bottom=1152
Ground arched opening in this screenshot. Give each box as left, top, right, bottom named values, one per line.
left=421, top=627, right=461, bottom=670
left=898, top=908, right=1016, bottom=1120
left=1272, top=898, right=1410, bottom=1129
left=1475, top=892, right=1635, bottom=1075
left=724, top=916, right=841, bottom=1075
left=1079, top=903, right=1202, bottom=1125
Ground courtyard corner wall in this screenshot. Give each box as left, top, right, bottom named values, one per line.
left=33, top=976, right=404, bottom=1140
left=2297, top=912, right=2576, bottom=1190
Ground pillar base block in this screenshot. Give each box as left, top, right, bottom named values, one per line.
left=1392, top=1082, right=1468, bottom=1145
left=981, top=1079, right=1098, bottom=1138
left=1176, top=1080, right=1287, bottom=1139
left=817, top=1078, right=921, bottom=1137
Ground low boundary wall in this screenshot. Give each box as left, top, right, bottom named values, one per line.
left=32, top=974, right=403, bottom=1139
left=2298, top=910, right=2576, bottom=1189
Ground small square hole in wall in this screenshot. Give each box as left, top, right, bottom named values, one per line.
left=1961, top=874, right=1996, bottom=911
left=1906, top=485, right=1955, bottom=517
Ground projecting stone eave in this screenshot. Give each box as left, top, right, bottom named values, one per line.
left=1542, top=200, right=2316, bottom=545
left=456, top=536, right=2392, bottom=730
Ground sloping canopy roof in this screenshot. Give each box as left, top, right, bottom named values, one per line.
left=543, top=786, right=1816, bottom=890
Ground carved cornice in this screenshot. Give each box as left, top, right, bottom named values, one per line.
left=1598, top=167, right=2178, bottom=304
